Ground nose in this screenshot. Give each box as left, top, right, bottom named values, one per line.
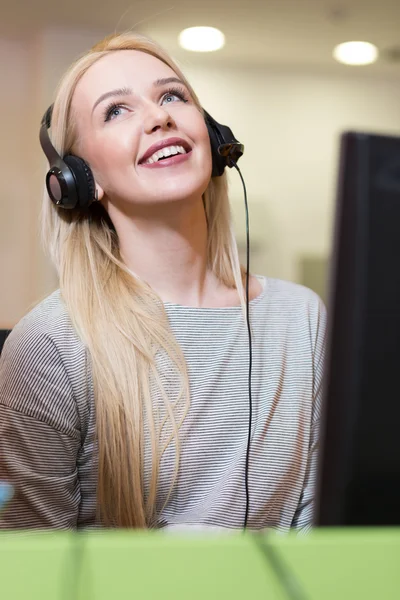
left=142, top=103, right=175, bottom=134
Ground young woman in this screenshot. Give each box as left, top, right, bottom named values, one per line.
left=0, top=32, right=326, bottom=531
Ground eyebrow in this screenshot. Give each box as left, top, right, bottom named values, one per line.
left=154, top=77, right=186, bottom=88
left=92, top=86, right=132, bottom=115
left=91, top=77, right=187, bottom=114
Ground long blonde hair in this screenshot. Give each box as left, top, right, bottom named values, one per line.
left=41, top=31, right=245, bottom=527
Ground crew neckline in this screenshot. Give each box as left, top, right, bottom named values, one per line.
left=163, top=275, right=267, bottom=311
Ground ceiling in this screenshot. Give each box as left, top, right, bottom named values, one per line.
left=2, top=0, right=400, bottom=75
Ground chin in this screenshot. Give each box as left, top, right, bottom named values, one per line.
left=148, top=177, right=211, bottom=206
left=153, top=190, right=206, bottom=208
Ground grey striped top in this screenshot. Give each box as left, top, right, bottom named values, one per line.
left=0, top=276, right=326, bottom=532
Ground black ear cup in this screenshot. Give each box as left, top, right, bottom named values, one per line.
left=206, top=118, right=226, bottom=177
left=204, top=111, right=244, bottom=177
left=40, top=104, right=97, bottom=211
left=63, top=155, right=96, bottom=210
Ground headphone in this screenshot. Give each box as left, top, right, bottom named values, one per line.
left=39, top=105, right=244, bottom=210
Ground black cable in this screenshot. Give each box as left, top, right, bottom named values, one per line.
left=253, top=532, right=310, bottom=600
left=232, top=160, right=310, bottom=600
left=231, top=161, right=253, bottom=530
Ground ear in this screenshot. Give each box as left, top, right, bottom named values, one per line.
left=95, top=183, right=104, bottom=201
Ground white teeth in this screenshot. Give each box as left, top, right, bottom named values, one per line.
left=144, top=144, right=188, bottom=164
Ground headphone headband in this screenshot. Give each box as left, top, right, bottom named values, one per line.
left=40, top=104, right=244, bottom=210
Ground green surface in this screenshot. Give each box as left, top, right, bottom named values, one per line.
left=0, top=528, right=399, bottom=599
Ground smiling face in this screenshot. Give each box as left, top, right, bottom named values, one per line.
left=71, top=50, right=212, bottom=212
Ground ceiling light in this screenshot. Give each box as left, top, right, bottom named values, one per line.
left=333, top=41, right=378, bottom=66
left=178, top=27, right=225, bottom=52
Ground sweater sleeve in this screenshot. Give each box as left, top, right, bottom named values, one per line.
left=291, top=295, right=327, bottom=531
left=0, top=323, right=82, bottom=529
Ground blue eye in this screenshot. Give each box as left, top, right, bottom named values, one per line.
left=162, top=93, right=180, bottom=104
left=161, top=87, right=189, bottom=106
left=110, top=107, right=123, bottom=119
left=104, top=103, right=128, bottom=122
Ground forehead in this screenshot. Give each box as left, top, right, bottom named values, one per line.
left=73, top=50, right=177, bottom=107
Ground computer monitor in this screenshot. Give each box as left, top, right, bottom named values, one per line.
left=315, top=130, right=400, bottom=526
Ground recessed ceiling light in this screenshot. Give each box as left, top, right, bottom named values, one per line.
left=178, top=27, right=225, bottom=52
left=333, top=41, right=378, bottom=66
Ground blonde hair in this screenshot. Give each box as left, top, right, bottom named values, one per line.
left=41, top=31, right=245, bottom=527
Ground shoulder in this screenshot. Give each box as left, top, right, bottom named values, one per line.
left=256, top=276, right=327, bottom=351
left=4, top=289, right=85, bottom=363
left=263, top=276, right=323, bottom=308
left=0, top=290, right=88, bottom=434
left=8, top=289, right=72, bottom=338
left=261, top=276, right=325, bottom=322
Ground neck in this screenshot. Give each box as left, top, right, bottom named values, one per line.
left=109, top=198, right=224, bottom=306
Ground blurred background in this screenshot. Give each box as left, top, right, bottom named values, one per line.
left=1, top=0, right=400, bottom=328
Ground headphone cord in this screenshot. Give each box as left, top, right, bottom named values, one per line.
left=232, top=161, right=253, bottom=530
left=232, top=161, right=309, bottom=600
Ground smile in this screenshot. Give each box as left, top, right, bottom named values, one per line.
left=138, top=136, right=192, bottom=168
left=140, top=148, right=192, bottom=169
left=144, top=145, right=187, bottom=164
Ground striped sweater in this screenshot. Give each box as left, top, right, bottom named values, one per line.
left=0, top=276, right=326, bottom=532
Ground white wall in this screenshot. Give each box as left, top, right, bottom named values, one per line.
left=1, top=27, right=400, bottom=326
left=0, top=29, right=108, bottom=327
left=184, top=63, right=400, bottom=282
left=0, top=35, right=41, bottom=328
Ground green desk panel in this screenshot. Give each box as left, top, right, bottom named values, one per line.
left=0, top=528, right=399, bottom=599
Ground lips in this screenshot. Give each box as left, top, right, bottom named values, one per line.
left=138, top=137, right=192, bottom=165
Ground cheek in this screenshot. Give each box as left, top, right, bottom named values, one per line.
left=195, top=119, right=212, bottom=168
left=203, top=133, right=213, bottom=177
left=87, top=130, right=138, bottom=177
